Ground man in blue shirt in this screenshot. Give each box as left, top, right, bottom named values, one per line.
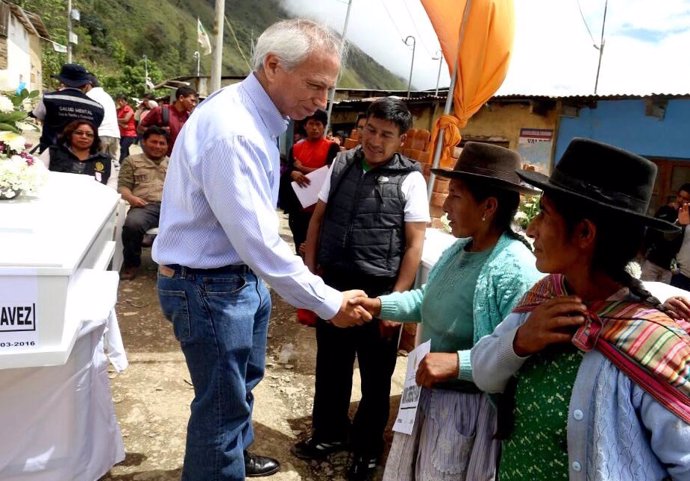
left=153, top=19, right=370, bottom=481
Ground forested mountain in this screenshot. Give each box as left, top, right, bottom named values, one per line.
left=11, top=0, right=407, bottom=96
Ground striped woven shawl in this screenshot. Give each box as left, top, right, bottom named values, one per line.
left=514, top=274, right=690, bottom=423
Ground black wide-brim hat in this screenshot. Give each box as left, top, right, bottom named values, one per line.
left=52, top=63, right=90, bottom=88
left=517, top=137, right=679, bottom=232
left=432, top=141, right=539, bottom=195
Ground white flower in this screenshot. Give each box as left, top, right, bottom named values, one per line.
left=1, top=188, right=17, bottom=198
left=15, top=121, right=37, bottom=132
left=0, top=132, right=26, bottom=153
left=626, top=261, right=642, bottom=279
left=439, top=213, right=452, bottom=234
left=514, top=211, right=528, bottom=221
left=0, top=152, right=46, bottom=196
left=0, top=95, right=14, bottom=114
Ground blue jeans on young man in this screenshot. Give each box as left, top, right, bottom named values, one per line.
left=157, top=264, right=271, bottom=481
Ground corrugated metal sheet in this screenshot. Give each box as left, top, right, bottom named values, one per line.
left=332, top=87, right=690, bottom=103
left=493, top=92, right=690, bottom=100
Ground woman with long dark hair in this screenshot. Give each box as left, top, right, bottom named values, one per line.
left=39, top=119, right=116, bottom=188
left=354, top=142, right=542, bottom=481
left=472, top=138, right=690, bottom=481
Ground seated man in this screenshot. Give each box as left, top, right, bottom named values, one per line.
left=118, top=126, right=169, bottom=280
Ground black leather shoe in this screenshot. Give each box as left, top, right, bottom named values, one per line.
left=244, top=450, right=280, bottom=477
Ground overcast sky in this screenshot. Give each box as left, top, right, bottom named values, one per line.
left=280, top=0, right=690, bottom=96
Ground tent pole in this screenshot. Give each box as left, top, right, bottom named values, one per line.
left=427, top=0, right=473, bottom=200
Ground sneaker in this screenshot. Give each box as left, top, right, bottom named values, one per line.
left=290, top=437, right=347, bottom=460
left=347, top=454, right=377, bottom=481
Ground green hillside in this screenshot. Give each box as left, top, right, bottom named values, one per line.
left=12, top=0, right=406, bottom=96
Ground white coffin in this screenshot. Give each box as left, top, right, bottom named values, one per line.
left=0, top=172, right=120, bottom=369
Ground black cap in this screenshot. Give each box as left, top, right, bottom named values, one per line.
left=52, top=63, right=90, bottom=88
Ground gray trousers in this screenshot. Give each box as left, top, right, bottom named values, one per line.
left=99, top=135, right=121, bottom=165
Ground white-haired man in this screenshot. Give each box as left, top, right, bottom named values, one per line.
left=153, top=19, right=370, bottom=481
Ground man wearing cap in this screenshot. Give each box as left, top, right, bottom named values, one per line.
left=84, top=73, right=121, bottom=164
left=32, top=63, right=105, bottom=153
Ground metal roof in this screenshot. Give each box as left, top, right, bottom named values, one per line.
left=332, top=86, right=690, bottom=103
left=6, top=3, right=49, bottom=39
left=493, top=93, right=690, bottom=101
left=154, top=76, right=690, bottom=103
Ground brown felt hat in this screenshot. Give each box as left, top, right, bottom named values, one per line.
left=432, top=142, right=538, bottom=195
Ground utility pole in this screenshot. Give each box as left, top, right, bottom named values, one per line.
left=143, top=55, right=149, bottom=91
left=67, top=0, right=73, bottom=62
left=404, top=35, right=416, bottom=98
left=325, top=0, right=353, bottom=132
left=210, top=0, right=225, bottom=93
left=433, top=50, right=443, bottom=96
left=593, top=0, right=608, bottom=94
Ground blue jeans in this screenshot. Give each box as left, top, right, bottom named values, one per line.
left=157, top=264, right=271, bottom=481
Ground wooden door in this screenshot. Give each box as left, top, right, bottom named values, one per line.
left=648, top=158, right=690, bottom=213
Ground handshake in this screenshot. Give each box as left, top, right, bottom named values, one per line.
left=330, top=290, right=383, bottom=328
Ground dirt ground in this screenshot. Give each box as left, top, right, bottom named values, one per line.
left=99, top=212, right=408, bottom=481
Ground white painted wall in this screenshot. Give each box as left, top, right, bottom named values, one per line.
left=0, top=13, right=33, bottom=92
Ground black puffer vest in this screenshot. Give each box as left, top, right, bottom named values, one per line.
left=48, top=145, right=112, bottom=185
left=39, top=89, right=105, bottom=151
left=317, top=146, right=421, bottom=277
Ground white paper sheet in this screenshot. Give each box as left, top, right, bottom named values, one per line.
left=393, top=340, right=431, bottom=435
left=290, top=165, right=329, bottom=208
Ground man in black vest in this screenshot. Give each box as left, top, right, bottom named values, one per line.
left=294, top=98, right=430, bottom=481
left=32, top=63, right=105, bottom=153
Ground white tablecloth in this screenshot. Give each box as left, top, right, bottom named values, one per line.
left=0, top=286, right=127, bottom=480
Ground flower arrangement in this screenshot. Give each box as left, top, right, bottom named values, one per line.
left=0, top=91, right=45, bottom=200
left=437, top=193, right=542, bottom=235
left=514, top=194, right=540, bottom=231
left=439, top=212, right=452, bottom=234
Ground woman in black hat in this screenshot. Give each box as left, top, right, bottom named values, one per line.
left=472, top=138, right=690, bottom=481
left=354, top=142, right=542, bottom=481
